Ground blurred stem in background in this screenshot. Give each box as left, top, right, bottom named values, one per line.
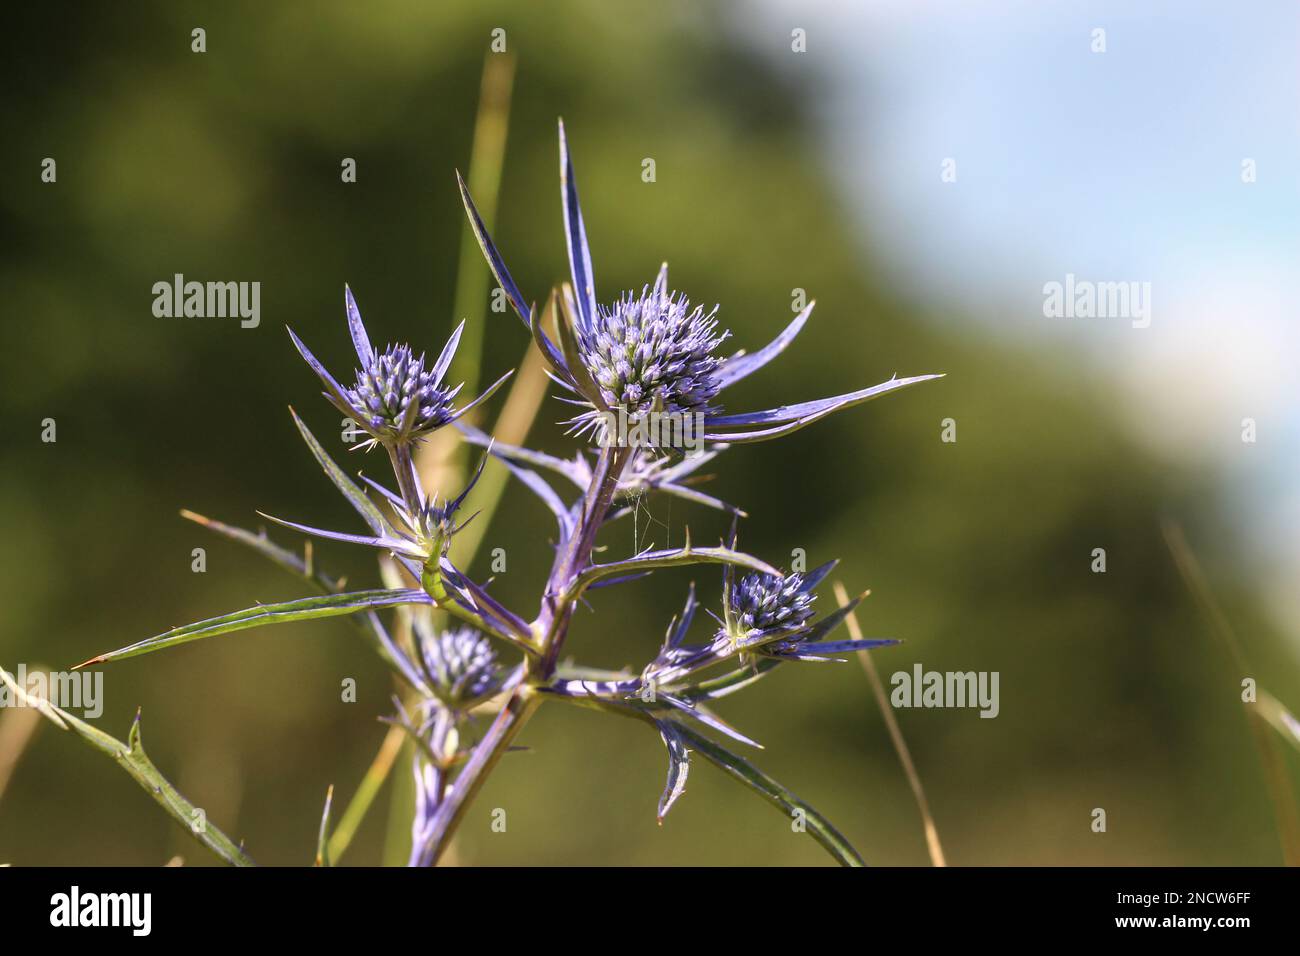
left=326, top=719, right=404, bottom=862
left=326, top=51, right=529, bottom=866
left=447, top=51, right=516, bottom=402
left=1162, top=520, right=1300, bottom=866
left=835, top=582, right=946, bottom=867
left=447, top=342, right=548, bottom=565
left=0, top=692, right=42, bottom=811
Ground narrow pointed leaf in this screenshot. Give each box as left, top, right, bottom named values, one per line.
left=801, top=638, right=899, bottom=655
left=436, top=558, right=534, bottom=642
left=705, top=374, right=944, bottom=443
left=287, top=328, right=355, bottom=417
left=655, top=720, right=690, bottom=823
left=555, top=283, right=606, bottom=409
left=530, top=299, right=571, bottom=379
left=76, top=589, right=432, bottom=667
left=496, top=457, right=573, bottom=537
left=446, top=367, right=515, bottom=424
left=671, top=722, right=865, bottom=867
left=255, top=511, right=425, bottom=559
left=799, top=560, right=840, bottom=594
left=343, top=286, right=374, bottom=366
left=0, top=667, right=254, bottom=867
left=587, top=571, right=653, bottom=590
left=181, top=509, right=337, bottom=589
left=357, top=474, right=406, bottom=511
left=457, top=169, right=531, bottom=328
left=558, top=119, right=597, bottom=332
left=661, top=694, right=763, bottom=749
left=575, top=545, right=780, bottom=597
left=664, top=584, right=698, bottom=651
left=430, top=319, right=466, bottom=385
left=717, top=302, right=813, bottom=389
left=456, top=421, right=588, bottom=486
left=649, top=480, right=744, bottom=516
left=181, top=510, right=428, bottom=693
left=289, top=407, right=396, bottom=538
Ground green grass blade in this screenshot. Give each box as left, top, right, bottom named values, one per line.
left=449, top=52, right=517, bottom=394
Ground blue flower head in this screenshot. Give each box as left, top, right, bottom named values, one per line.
left=288, top=287, right=513, bottom=449
left=572, top=276, right=729, bottom=434
left=418, top=626, right=504, bottom=710
left=717, top=557, right=895, bottom=662
left=729, top=570, right=817, bottom=640
left=458, top=120, right=942, bottom=448
left=345, top=343, right=459, bottom=442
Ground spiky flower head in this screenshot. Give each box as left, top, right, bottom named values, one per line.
left=578, top=279, right=728, bottom=419
left=345, top=344, right=462, bottom=444
left=728, top=570, right=816, bottom=641
left=418, top=626, right=503, bottom=710
left=288, top=286, right=512, bottom=449
left=459, top=120, right=943, bottom=450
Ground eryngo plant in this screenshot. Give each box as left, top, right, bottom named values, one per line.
left=75, top=120, right=941, bottom=866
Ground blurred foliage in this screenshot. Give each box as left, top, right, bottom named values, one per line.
left=1, top=0, right=1296, bottom=865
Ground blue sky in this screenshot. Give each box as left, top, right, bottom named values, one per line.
left=748, top=0, right=1300, bottom=631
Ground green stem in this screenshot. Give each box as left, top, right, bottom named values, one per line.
left=449, top=53, right=517, bottom=397
left=326, top=722, right=406, bottom=863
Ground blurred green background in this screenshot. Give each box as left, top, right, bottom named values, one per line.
left=1, top=0, right=1297, bottom=866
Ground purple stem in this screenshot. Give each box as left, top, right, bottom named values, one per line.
left=386, top=442, right=424, bottom=516
left=415, top=444, right=631, bottom=865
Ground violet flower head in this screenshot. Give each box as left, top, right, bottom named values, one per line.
left=288, top=286, right=512, bottom=449
left=345, top=343, right=459, bottom=442
left=729, top=570, right=817, bottom=638
left=717, top=558, right=894, bottom=663
left=570, top=275, right=729, bottom=435
left=458, top=119, right=943, bottom=448
left=418, top=626, right=504, bottom=710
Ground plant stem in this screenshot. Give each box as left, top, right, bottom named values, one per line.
left=417, top=682, right=540, bottom=866
left=1161, top=519, right=1300, bottom=866
left=448, top=52, right=516, bottom=398
left=326, top=721, right=407, bottom=864
left=834, top=580, right=946, bottom=867
left=387, top=443, right=424, bottom=515
left=539, top=444, right=631, bottom=673
left=415, top=444, right=631, bottom=863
